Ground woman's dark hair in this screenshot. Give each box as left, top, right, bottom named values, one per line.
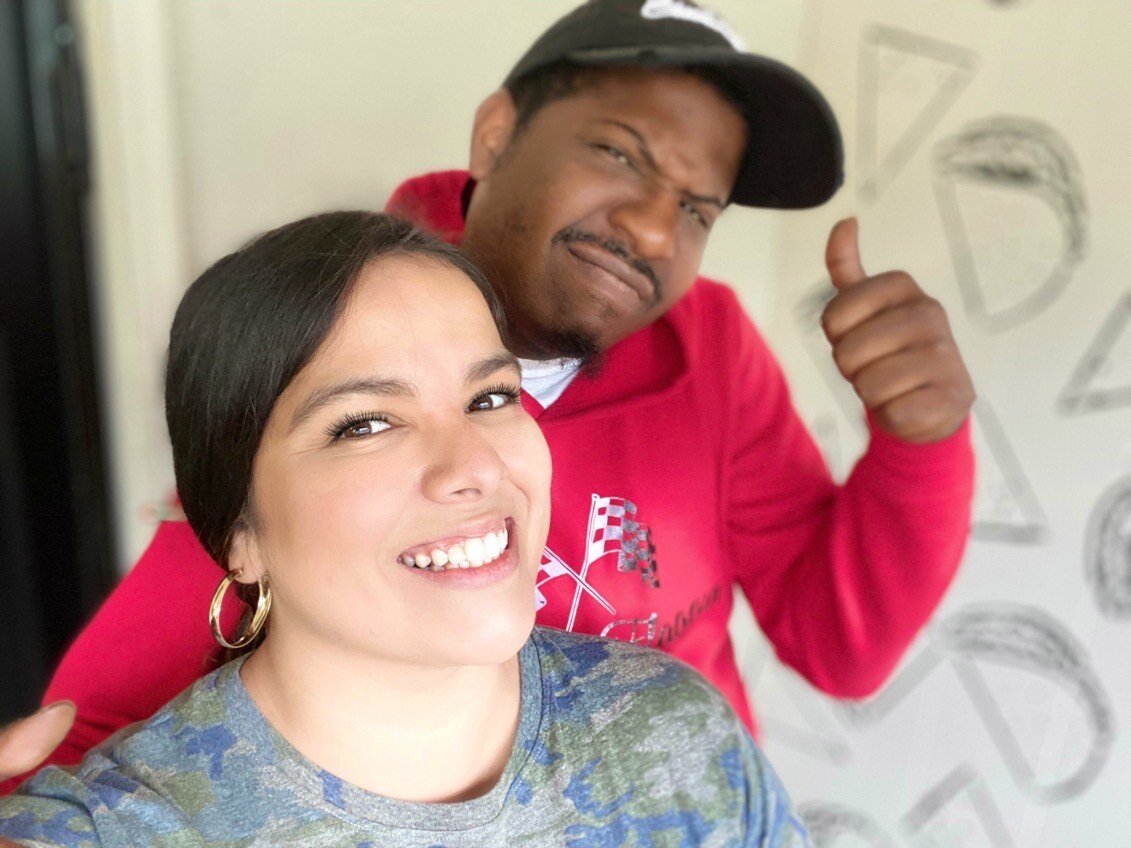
left=165, top=211, right=505, bottom=569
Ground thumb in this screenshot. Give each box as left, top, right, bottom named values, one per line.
left=0, top=701, right=75, bottom=781
left=825, top=216, right=867, bottom=290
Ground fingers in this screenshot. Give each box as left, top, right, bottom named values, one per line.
left=825, top=217, right=867, bottom=290
left=850, top=347, right=939, bottom=410
left=0, top=701, right=75, bottom=781
left=821, top=270, right=924, bottom=344
left=831, top=298, right=951, bottom=380
left=873, top=384, right=972, bottom=443
left=819, top=217, right=975, bottom=442
left=851, top=347, right=973, bottom=436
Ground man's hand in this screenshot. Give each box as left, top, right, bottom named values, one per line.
left=821, top=217, right=975, bottom=443
left=0, top=701, right=74, bottom=782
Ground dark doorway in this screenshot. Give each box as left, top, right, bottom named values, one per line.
left=0, top=0, right=116, bottom=722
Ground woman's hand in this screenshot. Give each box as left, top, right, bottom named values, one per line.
left=0, top=702, right=74, bottom=782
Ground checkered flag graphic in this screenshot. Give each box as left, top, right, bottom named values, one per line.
left=535, top=548, right=615, bottom=615
left=586, top=497, right=659, bottom=588
left=534, top=552, right=571, bottom=612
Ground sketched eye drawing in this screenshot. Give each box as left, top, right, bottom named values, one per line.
left=934, top=116, right=1088, bottom=333
left=833, top=603, right=1113, bottom=804
left=936, top=604, right=1115, bottom=804
left=1084, top=475, right=1131, bottom=620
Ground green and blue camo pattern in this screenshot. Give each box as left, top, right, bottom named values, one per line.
left=0, top=627, right=808, bottom=847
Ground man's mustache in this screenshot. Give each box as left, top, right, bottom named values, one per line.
left=553, top=227, right=662, bottom=302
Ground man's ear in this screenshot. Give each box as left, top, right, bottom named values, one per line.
left=227, top=520, right=266, bottom=584
left=469, top=88, right=519, bottom=181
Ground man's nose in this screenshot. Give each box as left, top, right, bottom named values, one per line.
left=608, top=183, right=680, bottom=263
left=419, top=419, right=506, bottom=503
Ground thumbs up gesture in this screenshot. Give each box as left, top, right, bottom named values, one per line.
left=821, top=218, right=975, bottom=443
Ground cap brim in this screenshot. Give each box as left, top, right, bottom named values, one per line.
left=565, top=45, right=844, bottom=209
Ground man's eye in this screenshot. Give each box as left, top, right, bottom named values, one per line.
left=468, top=388, right=520, bottom=412
left=681, top=200, right=708, bottom=228
left=597, top=144, right=631, bottom=167
left=330, top=416, right=392, bottom=440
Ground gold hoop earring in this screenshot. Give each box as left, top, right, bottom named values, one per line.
left=209, top=570, right=271, bottom=650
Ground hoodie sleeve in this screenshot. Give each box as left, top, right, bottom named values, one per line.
left=717, top=287, right=974, bottom=698
left=0, top=521, right=232, bottom=796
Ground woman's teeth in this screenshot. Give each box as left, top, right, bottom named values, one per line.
left=399, top=528, right=509, bottom=572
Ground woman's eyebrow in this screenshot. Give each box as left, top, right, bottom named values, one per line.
left=464, top=351, right=521, bottom=384
left=288, top=353, right=520, bottom=433
left=289, top=376, right=414, bottom=433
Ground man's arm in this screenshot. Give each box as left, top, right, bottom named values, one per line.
left=1, top=519, right=236, bottom=794
left=727, top=380, right=973, bottom=697
left=717, top=272, right=974, bottom=698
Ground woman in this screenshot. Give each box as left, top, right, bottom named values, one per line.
left=0, top=212, right=807, bottom=846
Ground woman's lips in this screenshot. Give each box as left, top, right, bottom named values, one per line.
left=398, top=517, right=520, bottom=589
left=399, top=525, right=509, bottom=569
left=402, top=543, right=519, bottom=590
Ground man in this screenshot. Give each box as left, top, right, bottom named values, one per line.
left=2, top=0, right=974, bottom=790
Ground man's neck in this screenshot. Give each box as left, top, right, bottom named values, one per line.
left=240, top=626, right=522, bottom=803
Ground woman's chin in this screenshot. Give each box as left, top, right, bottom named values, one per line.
left=445, top=603, right=536, bottom=667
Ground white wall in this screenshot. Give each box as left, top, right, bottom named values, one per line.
left=748, top=1, right=1131, bottom=845
left=74, top=0, right=193, bottom=566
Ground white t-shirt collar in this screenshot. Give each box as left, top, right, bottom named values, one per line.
left=518, top=357, right=582, bottom=409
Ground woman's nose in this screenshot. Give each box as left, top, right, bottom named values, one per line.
left=419, top=420, right=506, bottom=503
left=607, top=184, right=679, bottom=262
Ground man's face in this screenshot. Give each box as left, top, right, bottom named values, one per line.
left=462, top=68, right=747, bottom=359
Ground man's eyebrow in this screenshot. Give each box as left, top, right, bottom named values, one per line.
left=595, top=119, right=727, bottom=210
left=289, top=376, right=415, bottom=433
left=684, top=189, right=727, bottom=211
left=465, top=351, right=522, bottom=384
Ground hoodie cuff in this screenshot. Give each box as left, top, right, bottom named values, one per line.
left=864, top=410, right=973, bottom=474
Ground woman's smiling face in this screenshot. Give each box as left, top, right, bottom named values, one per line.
left=232, top=254, right=551, bottom=667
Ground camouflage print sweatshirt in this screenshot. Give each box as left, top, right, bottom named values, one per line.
left=0, top=627, right=809, bottom=847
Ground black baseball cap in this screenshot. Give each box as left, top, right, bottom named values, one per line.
left=504, top=0, right=844, bottom=209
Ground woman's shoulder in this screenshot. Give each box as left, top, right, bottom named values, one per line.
left=530, top=626, right=740, bottom=734
left=523, top=629, right=798, bottom=841
left=88, top=660, right=238, bottom=771
left=0, top=663, right=241, bottom=844
left=44, top=660, right=239, bottom=804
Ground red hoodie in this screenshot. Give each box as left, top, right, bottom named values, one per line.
left=2, top=171, right=973, bottom=792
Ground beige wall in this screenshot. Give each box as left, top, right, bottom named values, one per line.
left=169, top=0, right=804, bottom=274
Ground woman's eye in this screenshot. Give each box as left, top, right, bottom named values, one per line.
left=335, top=417, right=391, bottom=440
left=468, top=390, right=518, bottom=412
